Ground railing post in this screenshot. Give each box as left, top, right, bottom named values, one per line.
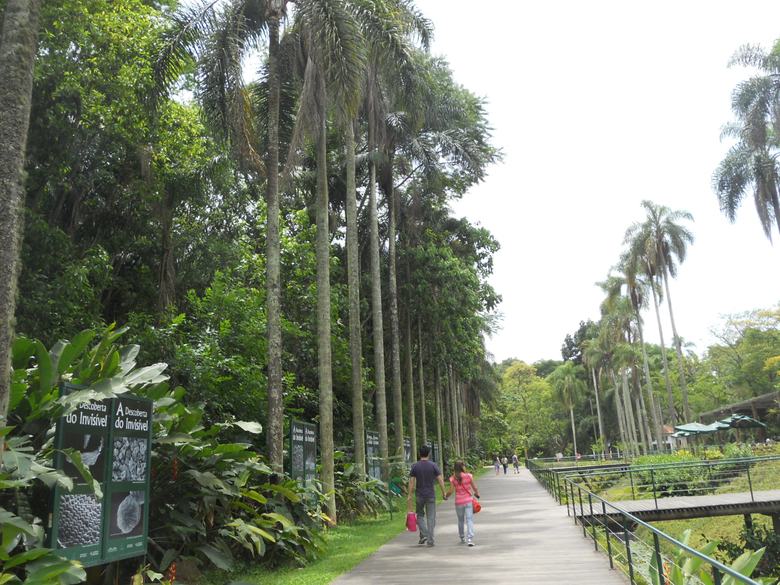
left=602, top=500, right=613, bottom=569
left=629, top=468, right=636, bottom=500
left=712, top=567, right=723, bottom=585
left=555, top=472, right=561, bottom=503
left=623, top=517, right=635, bottom=584
left=579, top=487, right=587, bottom=538
left=651, top=468, right=658, bottom=510
left=570, top=481, right=577, bottom=525
left=652, top=532, right=664, bottom=585
left=588, top=493, right=597, bottom=550
left=746, top=462, right=754, bottom=502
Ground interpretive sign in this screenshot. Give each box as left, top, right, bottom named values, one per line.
left=403, top=437, right=412, bottom=465
left=50, top=385, right=152, bottom=567
left=431, top=441, right=440, bottom=466
left=290, top=420, right=317, bottom=485
left=103, top=394, right=153, bottom=562
left=365, top=430, right=381, bottom=480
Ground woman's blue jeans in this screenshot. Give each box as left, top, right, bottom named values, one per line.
left=455, top=501, right=474, bottom=542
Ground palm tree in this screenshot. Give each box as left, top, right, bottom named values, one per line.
left=582, top=338, right=606, bottom=454
left=714, top=42, right=780, bottom=242
left=625, top=200, right=694, bottom=423
left=549, top=361, right=586, bottom=457
left=0, top=0, right=42, bottom=418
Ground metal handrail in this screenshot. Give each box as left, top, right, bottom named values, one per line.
left=574, top=454, right=780, bottom=475
left=562, top=476, right=762, bottom=585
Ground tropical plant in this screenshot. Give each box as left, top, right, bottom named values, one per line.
left=625, top=200, right=694, bottom=423
left=549, top=361, right=586, bottom=456
left=714, top=41, right=780, bottom=243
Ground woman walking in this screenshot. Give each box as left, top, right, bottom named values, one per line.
left=493, top=455, right=500, bottom=476
left=446, top=461, right=480, bottom=546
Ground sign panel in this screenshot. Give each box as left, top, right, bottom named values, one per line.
left=50, top=386, right=152, bottom=567
left=403, top=437, right=412, bottom=465
left=103, top=394, right=153, bottom=562
left=290, top=420, right=317, bottom=486
left=365, top=430, right=381, bottom=480
left=50, top=395, right=111, bottom=566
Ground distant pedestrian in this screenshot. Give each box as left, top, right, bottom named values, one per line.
left=445, top=460, right=480, bottom=546
left=501, top=455, right=508, bottom=475
left=494, top=455, right=501, bottom=476
left=408, top=444, right=448, bottom=547
left=512, top=453, right=520, bottom=474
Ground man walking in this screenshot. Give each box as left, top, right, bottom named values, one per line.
left=408, top=444, right=448, bottom=547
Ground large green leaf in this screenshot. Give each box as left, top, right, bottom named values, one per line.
left=11, top=337, right=36, bottom=370
left=57, top=330, right=97, bottom=374
left=2, top=548, right=51, bottom=570
left=234, top=421, right=262, bottom=434
left=60, top=449, right=103, bottom=499
left=33, top=341, right=54, bottom=392
left=197, top=543, right=234, bottom=571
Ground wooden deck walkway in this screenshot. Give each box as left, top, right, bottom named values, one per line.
left=333, top=468, right=626, bottom=584
left=578, top=490, right=780, bottom=523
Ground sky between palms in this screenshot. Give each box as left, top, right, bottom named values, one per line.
left=418, top=0, right=780, bottom=363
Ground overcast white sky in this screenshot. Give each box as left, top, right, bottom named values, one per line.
left=416, top=0, right=780, bottom=364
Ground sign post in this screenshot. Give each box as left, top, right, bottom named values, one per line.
left=290, top=420, right=317, bottom=486
left=403, top=437, right=412, bottom=466
left=365, top=430, right=381, bottom=480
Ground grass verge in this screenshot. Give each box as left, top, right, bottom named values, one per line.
left=207, top=501, right=407, bottom=585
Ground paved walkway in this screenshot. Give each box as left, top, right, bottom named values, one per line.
left=333, top=468, right=626, bottom=584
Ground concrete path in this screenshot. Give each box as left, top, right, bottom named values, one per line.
left=333, top=468, right=626, bottom=584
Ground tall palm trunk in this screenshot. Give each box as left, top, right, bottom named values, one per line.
left=158, top=190, right=176, bottom=311
left=663, top=267, right=690, bottom=422
left=404, top=308, right=417, bottom=459
left=387, top=182, right=403, bottom=458
left=621, top=369, right=639, bottom=455
left=344, top=122, right=365, bottom=475
left=650, top=275, right=675, bottom=425
left=314, top=91, right=335, bottom=522
left=590, top=367, right=606, bottom=454
left=448, top=366, right=459, bottom=456
left=367, top=106, right=389, bottom=480
left=265, top=13, right=284, bottom=472
left=635, top=312, right=664, bottom=451
left=568, top=405, right=578, bottom=457
left=445, top=364, right=455, bottom=456
left=612, top=376, right=628, bottom=456
left=434, top=364, right=443, bottom=468
left=418, top=319, right=427, bottom=445
left=0, top=0, right=42, bottom=419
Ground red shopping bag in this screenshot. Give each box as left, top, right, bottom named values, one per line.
left=472, top=500, right=481, bottom=514
left=406, top=512, right=417, bottom=532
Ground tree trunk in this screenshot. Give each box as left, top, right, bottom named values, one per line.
left=158, top=191, right=176, bottom=312
left=569, top=405, right=578, bottom=457
left=445, top=364, right=455, bottom=457
left=387, top=182, right=403, bottom=459
left=650, top=274, right=676, bottom=426
left=636, top=312, right=664, bottom=451
left=265, top=14, right=284, bottom=473
left=0, top=0, right=42, bottom=419
left=367, top=115, right=389, bottom=480
left=663, top=267, right=691, bottom=422
left=621, top=368, right=639, bottom=456
left=404, top=307, right=417, bottom=461
left=612, top=374, right=628, bottom=456
left=418, top=319, right=427, bottom=446
left=434, top=364, right=444, bottom=470
left=315, top=91, right=335, bottom=523
left=590, top=367, right=606, bottom=454
left=448, top=366, right=459, bottom=456
left=344, top=121, right=365, bottom=476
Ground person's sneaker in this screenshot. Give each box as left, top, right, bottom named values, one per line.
left=459, top=538, right=466, bottom=545
left=467, top=540, right=475, bottom=547
left=418, top=536, right=427, bottom=545
left=426, top=541, right=435, bottom=547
